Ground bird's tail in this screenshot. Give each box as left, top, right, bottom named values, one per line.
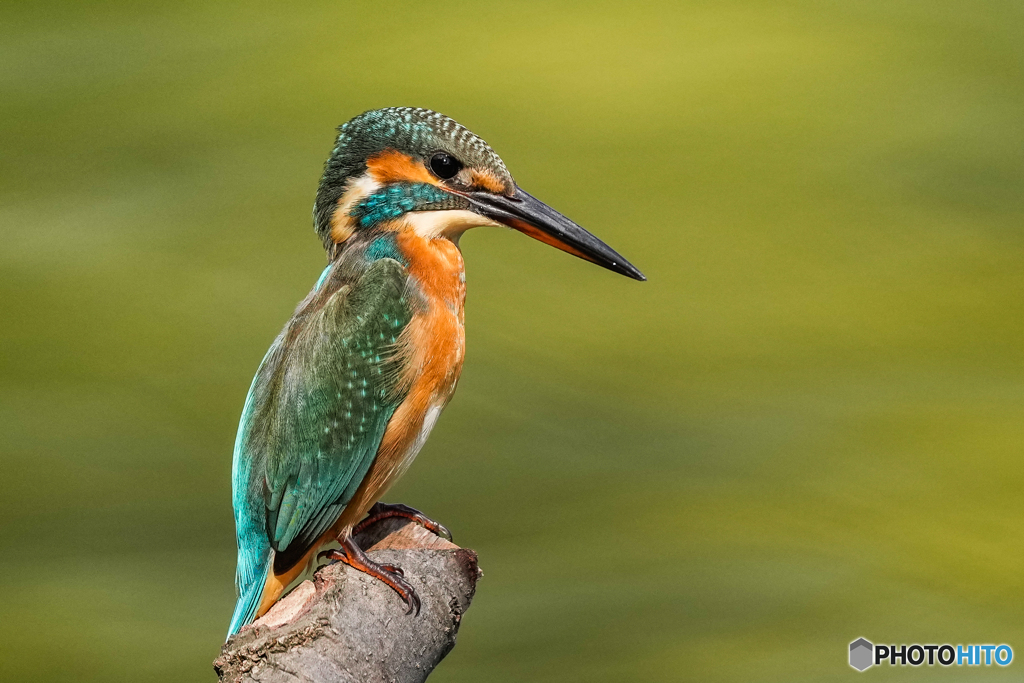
left=227, top=546, right=272, bottom=638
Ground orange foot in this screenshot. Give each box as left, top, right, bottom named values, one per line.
left=318, top=534, right=421, bottom=615
left=354, top=502, right=453, bottom=541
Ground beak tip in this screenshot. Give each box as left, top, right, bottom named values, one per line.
left=617, top=262, right=646, bottom=282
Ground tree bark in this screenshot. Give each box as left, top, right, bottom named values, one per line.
left=214, top=517, right=481, bottom=683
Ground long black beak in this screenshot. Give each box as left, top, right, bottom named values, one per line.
left=462, top=185, right=646, bottom=281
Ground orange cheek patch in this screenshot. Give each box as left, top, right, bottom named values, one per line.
left=366, top=150, right=438, bottom=185
left=470, top=169, right=509, bottom=194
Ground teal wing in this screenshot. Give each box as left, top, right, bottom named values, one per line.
left=228, top=258, right=411, bottom=635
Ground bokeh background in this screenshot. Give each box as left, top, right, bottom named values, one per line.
left=3, top=1, right=1024, bottom=681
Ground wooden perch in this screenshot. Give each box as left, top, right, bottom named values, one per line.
left=214, top=517, right=482, bottom=683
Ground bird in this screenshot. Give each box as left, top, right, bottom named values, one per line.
left=227, top=107, right=644, bottom=637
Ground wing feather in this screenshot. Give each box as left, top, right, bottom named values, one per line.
left=232, top=257, right=412, bottom=585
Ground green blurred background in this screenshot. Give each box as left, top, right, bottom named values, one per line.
left=2, top=1, right=1023, bottom=680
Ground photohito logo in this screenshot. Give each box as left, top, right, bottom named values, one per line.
left=848, top=638, right=1012, bottom=671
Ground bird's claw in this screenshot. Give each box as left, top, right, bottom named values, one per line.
left=367, top=561, right=419, bottom=615
left=317, top=549, right=344, bottom=564
left=434, top=522, right=454, bottom=542
left=355, top=502, right=454, bottom=542
left=403, top=587, right=421, bottom=616
left=317, top=540, right=420, bottom=616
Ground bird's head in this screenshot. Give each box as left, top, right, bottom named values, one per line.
left=314, top=107, right=644, bottom=280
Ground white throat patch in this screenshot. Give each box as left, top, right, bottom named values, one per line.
left=401, top=209, right=502, bottom=240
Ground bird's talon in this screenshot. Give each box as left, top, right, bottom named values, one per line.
left=317, top=549, right=344, bottom=564
left=355, top=502, right=454, bottom=542
left=400, top=587, right=421, bottom=616
left=381, top=568, right=420, bottom=616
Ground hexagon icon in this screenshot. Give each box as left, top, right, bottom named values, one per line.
left=849, top=638, right=874, bottom=671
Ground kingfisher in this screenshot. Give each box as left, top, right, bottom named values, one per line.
left=227, top=107, right=644, bottom=637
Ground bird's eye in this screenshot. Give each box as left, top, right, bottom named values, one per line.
left=429, top=152, right=463, bottom=180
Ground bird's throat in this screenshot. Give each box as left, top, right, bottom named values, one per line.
left=393, top=230, right=466, bottom=318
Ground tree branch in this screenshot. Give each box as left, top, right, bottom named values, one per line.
left=214, top=517, right=481, bottom=683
